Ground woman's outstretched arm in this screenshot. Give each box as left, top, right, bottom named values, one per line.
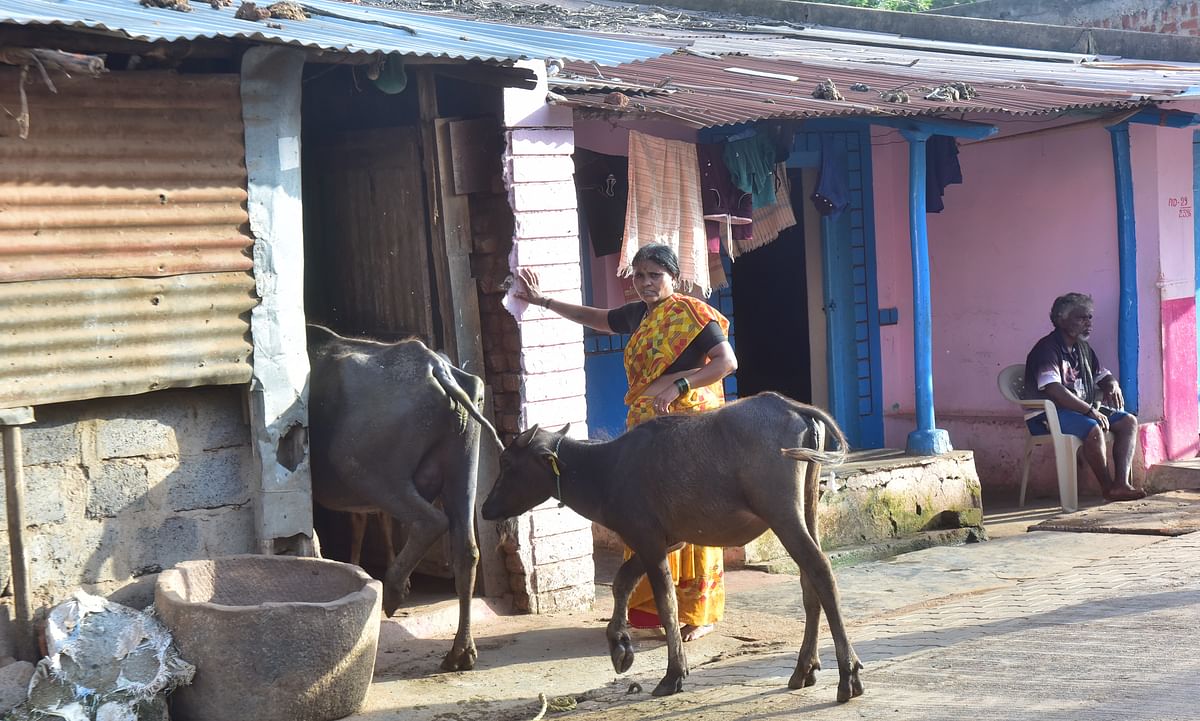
left=517, top=267, right=613, bottom=332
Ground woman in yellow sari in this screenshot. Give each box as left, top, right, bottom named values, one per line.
left=518, top=244, right=738, bottom=642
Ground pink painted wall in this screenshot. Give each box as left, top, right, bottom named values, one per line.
left=872, top=118, right=1198, bottom=493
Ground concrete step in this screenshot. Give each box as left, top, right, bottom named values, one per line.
left=1144, top=458, right=1200, bottom=493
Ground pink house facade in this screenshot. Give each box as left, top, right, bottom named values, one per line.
left=872, top=112, right=1200, bottom=496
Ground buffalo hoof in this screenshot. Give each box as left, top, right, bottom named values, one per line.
left=441, top=643, right=478, bottom=672
left=382, top=578, right=413, bottom=617
left=836, top=661, right=865, bottom=703
left=787, top=660, right=820, bottom=689
left=608, top=631, right=635, bottom=674
left=651, top=674, right=684, bottom=697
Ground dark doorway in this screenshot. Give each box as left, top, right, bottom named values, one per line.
left=729, top=168, right=812, bottom=403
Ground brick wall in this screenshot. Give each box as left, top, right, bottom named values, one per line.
left=0, top=387, right=256, bottom=634
left=493, top=61, right=595, bottom=613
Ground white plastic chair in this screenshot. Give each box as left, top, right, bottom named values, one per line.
left=997, top=364, right=1082, bottom=512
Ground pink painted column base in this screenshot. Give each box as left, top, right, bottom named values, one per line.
left=1159, top=296, right=1199, bottom=461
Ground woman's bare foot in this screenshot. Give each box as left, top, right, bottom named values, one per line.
left=681, top=624, right=714, bottom=642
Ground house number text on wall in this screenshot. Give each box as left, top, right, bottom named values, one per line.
left=1168, top=196, right=1192, bottom=218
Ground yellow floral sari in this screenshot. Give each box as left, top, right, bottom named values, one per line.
left=623, top=293, right=729, bottom=628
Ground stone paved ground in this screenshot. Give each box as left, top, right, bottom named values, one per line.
left=558, top=532, right=1200, bottom=721
left=353, top=499, right=1199, bottom=721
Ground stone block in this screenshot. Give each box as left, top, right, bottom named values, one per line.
left=510, top=261, right=581, bottom=292
left=508, top=128, right=573, bottom=155
left=532, top=557, right=594, bottom=593
left=197, top=506, right=257, bottom=557
left=514, top=209, right=581, bottom=240
left=524, top=369, right=589, bottom=403
left=519, top=318, right=584, bottom=347
left=94, top=416, right=179, bottom=460
left=25, top=520, right=109, bottom=591
left=0, top=660, right=34, bottom=715
left=531, top=528, right=593, bottom=566
left=512, top=236, right=581, bottom=266
left=507, top=154, right=575, bottom=184
left=522, top=396, right=588, bottom=430
left=134, top=516, right=202, bottom=577
left=21, top=464, right=80, bottom=526
left=87, top=461, right=152, bottom=519
left=531, top=504, right=592, bottom=538
left=20, top=421, right=80, bottom=465
left=521, top=344, right=585, bottom=374
left=166, top=447, right=252, bottom=512
left=175, top=387, right=251, bottom=455
left=532, top=582, right=594, bottom=614
left=510, top=181, right=577, bottom=212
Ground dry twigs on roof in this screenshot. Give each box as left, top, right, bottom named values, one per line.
left=0, top=47, right=106, bottom=140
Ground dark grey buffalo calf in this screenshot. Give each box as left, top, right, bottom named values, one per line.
left=481, top=392, right=864, bottom=701
left=308, top=325, right=501, bottom=672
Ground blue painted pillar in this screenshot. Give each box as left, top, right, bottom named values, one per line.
left=1106, top=122, right=1139, bottom=414
left=900, top=128, right=952, bottom=455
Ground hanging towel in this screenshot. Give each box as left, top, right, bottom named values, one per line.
left=724, top=132, right=779, bottom=209
left=812, top=133, right=849, bottom=217
left=925, top=134, right=963, bottom=213
left=620, top=131, right=711, bottom=295
left=741, top=163, right=797, bottom=254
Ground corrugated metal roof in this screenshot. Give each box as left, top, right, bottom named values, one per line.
left=0, top=273, right=255, bottom=408
left=554, top=48, right=1183, bottom=128
left=0, top=0, right=673, bottom=64
left=0, top=69, right=252, bottom=283
left=0, top=67, right=255, bottom=407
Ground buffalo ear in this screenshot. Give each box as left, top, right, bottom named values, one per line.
left=555, top=422, right=571, bottom=437
left=514, top=425, right=539, bottom=449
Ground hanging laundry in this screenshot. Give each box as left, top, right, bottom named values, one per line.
left=697, top=143, right=753, bottom=254
left=620, top=130, right=711, bottom=295
left=574, top=148, right=629, bottom=256
left=925, top=134, right=963, bottom=213
left=723, top=131, right=778, bottom=209
left=811, top=133, right=849, bottom=217
left=742, top=163, right=797, bottom=254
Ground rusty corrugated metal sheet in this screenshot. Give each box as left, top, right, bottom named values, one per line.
left=0, top=68, right=251, bottom=282
left=0, top=273, right=256, bottom=408
left=557, top=53, right=1158, bottom=127
left=0, top=68, right=256, bottom=408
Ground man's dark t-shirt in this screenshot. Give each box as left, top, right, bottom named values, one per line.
left=1024, top=331, right=1111, bottom=407
left=607, top=301, right=726, bottom=373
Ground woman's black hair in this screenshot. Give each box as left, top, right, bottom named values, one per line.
left=630, top=244, right=680, bottom=278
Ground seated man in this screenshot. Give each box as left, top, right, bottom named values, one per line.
left=1024, top=292, right=1146, bottom=503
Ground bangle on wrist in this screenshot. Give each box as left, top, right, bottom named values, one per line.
left=674, top=377, right=690, bottom=398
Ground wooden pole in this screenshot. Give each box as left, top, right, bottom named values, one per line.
left=1, top=406, right=37, bottom=662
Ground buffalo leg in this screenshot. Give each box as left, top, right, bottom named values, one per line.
left=644, top=554, right=687, bottom=697
left=790, top=458, right=824, bottom=689
left=348, top=512, right=369, bottom=567
left=374, top=483, right=448, bottom=618
left=607, top=555, right=646, bottom=674
left=439, top=434, right=481, bottom=672
left=788, top=570, right=823, bottom=689
left=772, top=522, right=863, bottom=703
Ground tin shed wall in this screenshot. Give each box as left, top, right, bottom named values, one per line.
left=0, top=68, right=256, bottom=408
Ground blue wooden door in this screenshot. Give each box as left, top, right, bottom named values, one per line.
left=797, top=129, right=884, bottom=448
